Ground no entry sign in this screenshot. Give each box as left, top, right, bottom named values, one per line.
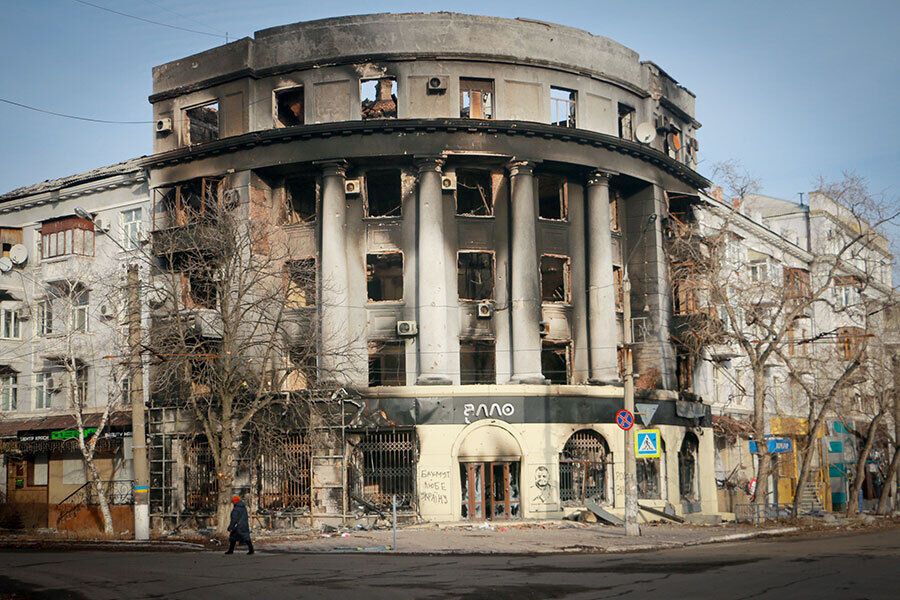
left=615, top=409, right=634, bottom=430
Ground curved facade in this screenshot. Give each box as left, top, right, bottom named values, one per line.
left=147, top=13, right=717, bottom=522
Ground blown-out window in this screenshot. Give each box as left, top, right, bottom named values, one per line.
left=365, top=170, right=402, bottom=218
left=460, top=79, right=494, bottom=119
left=550, top=87, right=576, bottom=128
left=368, top=341, right=406, bottom=386
left=458, top=252, right=494, bottom=300
left=185, top=101, right=219, bottom=145
left=275, top=87, right=304, bottom=127
left=459, top=340, right=496, bottom=385
left=540, top=255, right=570, bottom=303
left=538, top=175, right=567, bottom=221
left=366, top=253, right=404, bottom=302
left=361, top=78, right=397, bottom=119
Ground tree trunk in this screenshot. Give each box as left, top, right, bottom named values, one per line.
left=792, top=413, right=828, bottom=517
left=847, top=411, right=885, bottom=516
left=876, top=444, right=899, bottom=515
left=215, top=429, right=236, bottom=534
left=751, top=368, right=772, bottom=515
left=84, top=452, right=114, bottom=535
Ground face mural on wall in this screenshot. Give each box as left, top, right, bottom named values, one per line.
left=531, top=465, right=555, bottom=509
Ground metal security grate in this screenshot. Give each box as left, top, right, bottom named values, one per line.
left=185, top=439, right=218, bottom=512
left=257, top=433, right=311, bottom=511
left=559, top=430, right=611, bottom=504
left=350, top=429, right=417, bottom=511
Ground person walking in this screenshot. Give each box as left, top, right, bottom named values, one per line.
left=225, top=495, right=254, bottom=555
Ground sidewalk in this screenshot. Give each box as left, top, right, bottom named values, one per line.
left=259, top=520, right=801, bottom=555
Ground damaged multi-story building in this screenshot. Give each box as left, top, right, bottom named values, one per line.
left=142, top=13, right=719, bottom=527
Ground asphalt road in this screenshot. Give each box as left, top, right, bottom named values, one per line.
left=0, top=528, right=898, bottom=599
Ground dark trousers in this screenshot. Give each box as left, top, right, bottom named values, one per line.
left=226, top=538, right=254, bottom=554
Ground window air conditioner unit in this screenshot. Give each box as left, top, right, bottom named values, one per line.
left=441, top=173, right=457, bottom=191
left=345, top=179, right=362, bottom=196
left=654, top=114, right=667, bottom=132
left=155, top=118, right=173, bottom=134
left=92, top=217, right=109, bottom=233
left=476, top=301, right=493, bottom=319
left=427, top=76, right=448, bottom=93
left=46, top=376, right=61, bottom=392
left=99, top=303, right=115, bottom=319
left=396, top=320, right=418, bottom=337
left=539, top=321, right=550, bottom=336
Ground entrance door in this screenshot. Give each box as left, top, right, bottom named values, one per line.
left=460, top=462, right=520, bottom=520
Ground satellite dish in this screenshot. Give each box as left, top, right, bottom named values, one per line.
left=634, top=122, right=657, bottom=144
left=0, top=257, right=12, bottom=273
left=8, top=244, right=27, bottom=266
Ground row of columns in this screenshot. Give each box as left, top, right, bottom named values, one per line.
left=318, top=157, right=620, bottom=386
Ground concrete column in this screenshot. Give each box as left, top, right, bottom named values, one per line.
left=415, top=156, right=452, bottom=385
left=507, top=160, right=545, bottom=384
left=318, top=160, right=351, bottom=382
left=586, top=171, right=620, bottom=383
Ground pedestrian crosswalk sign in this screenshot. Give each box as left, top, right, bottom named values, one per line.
left=635, top=429, right=661, bottom=458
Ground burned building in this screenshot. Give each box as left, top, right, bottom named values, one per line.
left=144, top=13, right=717, bottom=526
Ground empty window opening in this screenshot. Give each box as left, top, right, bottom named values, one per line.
left=550, top=87, right=576, bottom=128
left=459, top=339, right=496, bottom=385
left=365, top=169, right=402, bottom=218
left=350, top=430, right=417, bottom=511
left=610, top=189, right=621, bottom=232
left=541, top=340, right=570, bottom=384
left=361, top=78, right=398, bottom=120
left=613, top=266, right=624, bottom=312
left=456, top=170, right=493, bottom=216
left=637, top=439, right=664, bottom=499
left=40, top=215, right=95, bottom=259
left=286, top=259, right=316, bottom=308
left=184, top=271, right=218, bottom=310
left=257, top=433, right=311, bottom=510
left=540, top=255, right=570, bottom=303
left=368, top=340, right=406, bottom=386
left=676, top=350, right=694, bottom=391
left=461, top=461, right=520, bottom=520
left=460, top=78, right=494, bottom=119
left=618, top=104, right=635, bottom=140
left=286, top=176, right=317, bottom=223
left=284, top=345, right=317, bottom=391
left=559, top=430, right=611, bottom=505
left=275, top=87, right=305, bottom=127
left=678, top=432, right=700, bottom=505
left=538, top=175, right=567, bottom=220
left=458, top=252, right=495, bottom=301
left=155, top=177, right=224, bottom=228
left=366, top=253, right=404, bottom=302
left=185, top=101, right=219, bottom=145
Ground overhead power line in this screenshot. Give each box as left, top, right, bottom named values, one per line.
left=71, top=0, right=226, bottom=39
left=0, top=97, right=153, bottom=124
left=141, top=0, right=229, bottom=36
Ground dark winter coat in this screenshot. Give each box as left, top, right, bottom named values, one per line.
left=228, top=501, right=251, bottom=543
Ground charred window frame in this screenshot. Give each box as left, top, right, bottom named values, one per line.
left=154, top=177, right=224, bottom=229
left=613, top=266, right=624, bottom=312
left=618, top=104, right=635, bottom=140
left=459, top=339, right=496, bottom=385
left=457, top=251, right=495, bottom=301
left=285, top=175, right=318, bottom=224
left=540, top=255, right=571, bottom=303
left=675, top=349, right=694, bottom=391
left=184, top=101, right=219, bottom=145
left=456, top=170, right=494, bottom=216
left=541, top=340, right=571, bottom=384
left=610, top=189, right=621, bottom=232
left=366, top=252, right=404, bottom=302
left=550, top=87, right=576, bottom=128
left=368, top=340, right=406, bottom=386
left=364, top=169, right=403, bottom=218
left=274, top=86, right=304, bottom=127
left=361, top=78, right=398, bottom=120
left=538, top=175, right=567, bottom=221
left=460, top=78, right=494, bottom=119
left=285, top=258, right=316, bottom=308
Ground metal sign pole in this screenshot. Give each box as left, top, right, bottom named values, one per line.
left=392, top=494, right=398, bottom=551
left=623, top=272, right=640, bottom=537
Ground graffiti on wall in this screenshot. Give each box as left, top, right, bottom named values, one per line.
left=418, top=469, right=451, bottom=506
left=530, top=465, right=557, bottom=511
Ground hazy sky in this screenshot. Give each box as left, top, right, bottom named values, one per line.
left=1, top=0, right=898, bottom=208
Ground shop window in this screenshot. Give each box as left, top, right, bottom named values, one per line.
left=559, top=430, right=610, bottom=504
left=550, top=87, right=576, bottom=128
left=121, top=208, right=143, bottom=251
left=678, top=433, right=700, bottom=503
left=457, top=252, right=494, bottom=301
left=637, top=439, right=665, bottom=499
left=541, top=340, right=570, bottom=384
left=185, top=101, right=219, bottom=145
left=0, top=368, right=17, bottom=411
left=461, top=461, right=520, bottom=520
left=40, top=215, right=95, bottom=259
left=540, top=255, right=570, bottom=303
left=366, top=253, right=404, bottom=302
left=365, top=170, right=402, bottom=218
left=29, top=453, right=48, bottom=486
left=618, top=104, right=635, bottom=139
left=368, top=340, right=406, bottom=386
left=62, top=455, right=87, bottom=485
left=349, top=429, right=417, bottom=510
left=456, top=170, right=493, bottom=216
left=613, top=266, right=624, bottom=312
left=460, top=78, right=494, bottom=119
left=257, top=433, right=311, bottom=510
left=285, top=259, right=316, bottom=308
left=459, top=340, right=496, bottom=385
left=285, top=176, right=317, bottom=223
left=275, top=86, right=304, bottom=127
left=0, top=308, right=21, bottom=339
left=361, top=78, right=397, bottom=119
left=538, top=175, right=567, bottom=220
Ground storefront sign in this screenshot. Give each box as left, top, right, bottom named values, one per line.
left=50, top=428, right=96, bottom=440
left=749, top=438, right=793, bottom=454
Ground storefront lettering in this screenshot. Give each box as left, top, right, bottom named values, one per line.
left=463, top=402, right=515, bottom=424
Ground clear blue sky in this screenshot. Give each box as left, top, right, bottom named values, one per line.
left=1, top=0, right=898, bottom=208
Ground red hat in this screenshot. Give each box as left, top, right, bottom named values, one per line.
left=232, top=495, right=241, bottom=504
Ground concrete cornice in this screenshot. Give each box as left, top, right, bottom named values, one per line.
left=0, top=171, right=147, bottom=215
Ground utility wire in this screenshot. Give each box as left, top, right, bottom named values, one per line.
left=0, top=97, right=153, bottom=124
left=140, top=0, right=228, bottom=37
left=71, top=0, right=226, bottom=40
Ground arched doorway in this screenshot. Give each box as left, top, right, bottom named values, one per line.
left=457, top=424, right=522, bottom=520
left=679, top=432, right=700, bottom=512
left=559, top=430, right=612, bottom=505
